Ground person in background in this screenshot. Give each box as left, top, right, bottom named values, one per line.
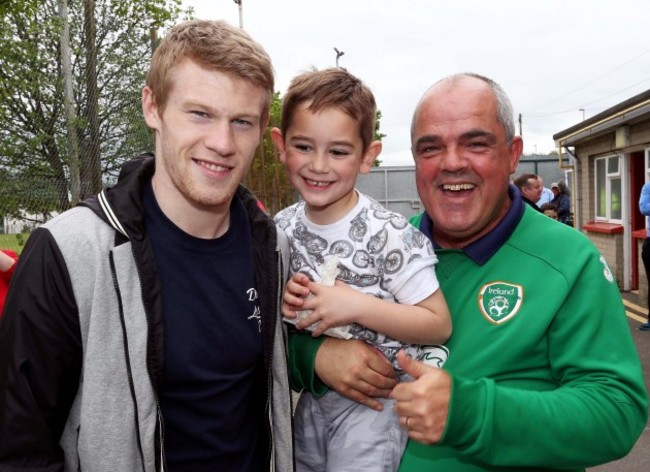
left=536, top=176, right=554, bottom=207
left=0, top=249, right=18, bottom=315
left=638, top=181, right=650, bottom=331
left=513, top=173, right=543, bottom=211
left=540, top=202, right=559, bottom=220
left=289, top=72, right=648, bottom=471
left=273, top=67, right=451, bottom=472
left=0, top=19, right=294, bottom=471
left=551, top=180, right=572, bottom=224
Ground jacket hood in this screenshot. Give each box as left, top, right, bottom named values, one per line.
left=79, top=153, right=155, bottom=242
left=80, top=153, right=274, bottom=243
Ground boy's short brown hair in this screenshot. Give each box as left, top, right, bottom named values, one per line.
left=280, top=68, right=377, bottom=150
left=146, top=19, right=274, bottom=117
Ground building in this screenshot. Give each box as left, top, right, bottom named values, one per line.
left=553, top=89, right=650, bottom=302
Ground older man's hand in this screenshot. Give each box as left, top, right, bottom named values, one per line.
left=391, top=350, right=451, bottom=444
left=315, top=338, right=397, bottom=411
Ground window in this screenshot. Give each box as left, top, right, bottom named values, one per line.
left=594, top=154, right=622, bottom=221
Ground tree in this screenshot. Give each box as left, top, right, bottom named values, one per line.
left=0, top=1, right=386, bottom=221
left=373, top=109, right=387, bottom=167
left=244, top=92, right=296, bottom=216
left=0, top=0, right=183, bottom=219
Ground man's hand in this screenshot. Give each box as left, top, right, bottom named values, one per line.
left=315, top=338, right=397, bottom=411
left=391, top=350, right=451, bottom=444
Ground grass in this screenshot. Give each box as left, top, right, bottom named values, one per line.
left=0, top=233, right=30, bottom=254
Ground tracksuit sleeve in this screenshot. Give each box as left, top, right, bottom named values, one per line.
left=287, top=329, right=328, bottom=395
left=0, top=228, right=82, bottom=470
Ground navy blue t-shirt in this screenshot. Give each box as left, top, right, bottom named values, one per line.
left=143, top=182, right=266, bottom=471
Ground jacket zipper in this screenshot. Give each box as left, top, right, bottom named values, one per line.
left=131, top=245, right=167, bottom=471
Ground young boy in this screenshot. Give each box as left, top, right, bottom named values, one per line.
left=540, top=202, right=559, bottom=220
left=272, top=68, right=451, bottom=472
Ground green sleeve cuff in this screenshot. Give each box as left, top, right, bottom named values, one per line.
left=440, top=374, right=491, bottom=451
left=287, top=330, right=328, bottom=396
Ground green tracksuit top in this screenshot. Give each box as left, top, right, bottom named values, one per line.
left=288, top=190, right=648, bottom=471
left=399, top=203, right=647, bottom=471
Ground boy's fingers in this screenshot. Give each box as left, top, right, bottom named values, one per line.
left=282, top=303, right=298, bottom=319
left=296, top=313, right=320, bottom=331
left=283, top=292, right=304, bottom=307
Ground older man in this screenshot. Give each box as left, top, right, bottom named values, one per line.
left=289, top=73, right=647, bottom=471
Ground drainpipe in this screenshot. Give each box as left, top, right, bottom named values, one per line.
left=556, top=141, right=577, bottom=226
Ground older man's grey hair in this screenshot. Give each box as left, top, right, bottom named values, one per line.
left=411, top=72, right=516, bottom=145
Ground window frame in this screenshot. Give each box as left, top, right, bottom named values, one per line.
left=594, top=153, right=622, bottom=223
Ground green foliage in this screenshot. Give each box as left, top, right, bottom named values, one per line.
left=374, top=110, right=387, bottom=141
left=0, top=0, right=386, bottom=222
left=0, top=0, right=184, bottom=217
left=0, top=233, right=27, bottom=254
left=244, top=92, right=297, bottom=216
left=373, top=110, right=387, bottom=167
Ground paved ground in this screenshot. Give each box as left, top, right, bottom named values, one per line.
left=588, top=293, right=649, bottom=472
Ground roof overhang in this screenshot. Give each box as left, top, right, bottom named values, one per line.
left=553, top=89, right=650, bottom=147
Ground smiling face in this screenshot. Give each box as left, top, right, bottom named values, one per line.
left=272, top=104, right=380, bottom=225
left=411, top=76, right=522, bottom=248
left=142, top=59, right=267, bottom=226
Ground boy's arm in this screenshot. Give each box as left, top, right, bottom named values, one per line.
left=294, top=281, right=451, bottom=345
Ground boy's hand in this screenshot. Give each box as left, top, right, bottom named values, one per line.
left=282, top=273, right=311, bottom=319
left=295, top=281, right=365, bottom=336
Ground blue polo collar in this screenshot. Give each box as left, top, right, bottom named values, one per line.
left=418, top=184, right=524, bottom=265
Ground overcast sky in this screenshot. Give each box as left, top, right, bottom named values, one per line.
left=181, top=0, right=650, bottom=166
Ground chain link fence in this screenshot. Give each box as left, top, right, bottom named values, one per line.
left=0, top=1, right=296, bottom=254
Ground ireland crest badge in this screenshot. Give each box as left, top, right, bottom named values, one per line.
left=478, top=281, right=523, bottom=324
